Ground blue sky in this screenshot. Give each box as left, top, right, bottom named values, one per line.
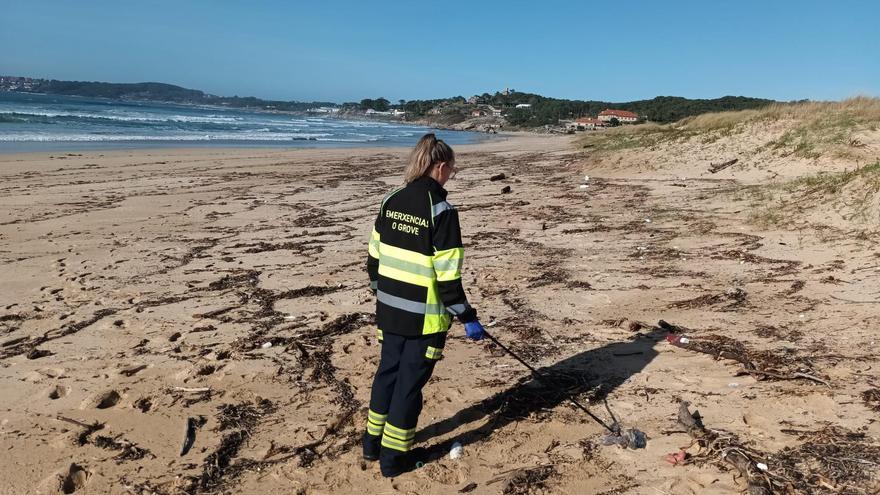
left=1, top=1, right=876, bottom=103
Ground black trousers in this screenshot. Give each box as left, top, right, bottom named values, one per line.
left=363, top=330, right=446, bottom=471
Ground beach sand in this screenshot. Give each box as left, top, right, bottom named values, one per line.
left=1, top=133, right=878, bottom=494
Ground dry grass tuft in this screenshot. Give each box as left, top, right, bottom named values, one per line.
left=580, top=96, right=880, bottom=157
left=747, top=161, right=880, bottom=228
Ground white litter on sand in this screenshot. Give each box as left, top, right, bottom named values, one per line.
left=449, top=442, right=463, bottom=460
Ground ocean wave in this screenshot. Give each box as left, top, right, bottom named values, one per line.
left=0, top=132, right=344, bottom=142
left=0, top=109, right=243, bottom=124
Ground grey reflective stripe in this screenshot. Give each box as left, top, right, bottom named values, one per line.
left=380, top=255, right=435, bottom=278
left=433, top=258, right=463, bottom=272
left=446, top=304, right=468, bottom=315
left=432, top=201, right=453, bottom=218
left=377, top=290, right=445, bottom=315
left=381, top=187, right=405, bottom=210
left=370, top=281, right=378, bottom=290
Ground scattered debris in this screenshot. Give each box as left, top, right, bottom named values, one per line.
left=666, top=333, right=829, bottom=385
left=118, top=364, right=147, bottom=377
left=93, top=435, right=152, bottom=462
left=669, top=287, right=748, bottom=311
left=501, top=185, right=512, bottom=194
left=489, top=464, right=557, bottom=495
left=708, top=158, right=738, bottom=174
left=677, top=402, right=880, bottom=494
left=56, top=416, right=104, bottom=446
left=180, top=416, right=205, bottom=456
left=862, top=389, right=880, bottom=411
left=490, top=173, right=507, bottom=181
left=677, top=401, right=775, bottom=494
left=26, top=348, right=53, bottom=359
left=459, top=481, right=478, bottom=493
left=450, top=441, right=464, bottom=460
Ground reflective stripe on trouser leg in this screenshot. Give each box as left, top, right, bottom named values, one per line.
left=381, top=422, right=415, bottom=452
left=366, top=409, right=387, bottom=437
left=425, top=346, right=443, bottom=360
left=369, top=333, right=405, bottom=444
left=379, top=333, right=444, bottom=469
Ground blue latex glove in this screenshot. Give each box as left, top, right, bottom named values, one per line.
left=464, top=320, right=485, bottom=341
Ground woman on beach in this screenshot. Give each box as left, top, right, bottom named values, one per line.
left=364, top=133, right=485, bottom=477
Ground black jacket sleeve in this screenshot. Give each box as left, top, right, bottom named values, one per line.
left=431, top=205, right=477, bottom=323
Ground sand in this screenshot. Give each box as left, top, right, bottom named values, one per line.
left=1, top=133, right=878, bottom=494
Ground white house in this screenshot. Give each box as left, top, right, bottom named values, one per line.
left=566, top=117, right=605, bottom=131
left=515, top=103, right=532, bottom=109
left=598, top=109, right=638, bottom=123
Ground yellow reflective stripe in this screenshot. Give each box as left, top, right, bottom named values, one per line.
left=433, top=247, right=464, bottom=282
left=378, top=264, right=432, bottom=287
left=383, top=423, right=415, bottom=439
left=378, top=243, right=433, bottom=267
left=380, top=254, right=436, bottom=278
left=381, top=435, right=413, bottom=452
left=376, top=329, right=383, bottom=341
left=366, top=420, right=384, bottom=436
left=368, top=228, right=381, bottom=258
left=368, top=409, right=387, bottom=422
left=425, top=346, right=443, bottom=360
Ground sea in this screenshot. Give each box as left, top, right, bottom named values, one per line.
left=0, top=92, right=488, bottom=152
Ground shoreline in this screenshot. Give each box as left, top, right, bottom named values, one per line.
left=0, top=131, right=541, bottom=158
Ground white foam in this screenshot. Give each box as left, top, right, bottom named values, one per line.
left=0, top=132, right=336, bottom=142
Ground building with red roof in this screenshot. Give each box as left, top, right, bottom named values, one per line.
left=598, top=109, right=639, bottom=123
left=566, top=117, right=605, bottom=131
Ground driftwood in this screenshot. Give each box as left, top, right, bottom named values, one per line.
left=666, top=334, right=829, bottom=386
left=709, top=158, right=739, bottom=174
left=677, top=402, right=778, bottom=495
left=677, top=402, right=880, bottom=494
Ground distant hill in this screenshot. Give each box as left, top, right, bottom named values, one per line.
left=411, top=91, right=778, bottom=127
left=1, top=75, right=778, bottom=126
left=0, top=76, right=336, bottom=112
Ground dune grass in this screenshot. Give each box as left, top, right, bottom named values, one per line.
left=747, top=161, right=880, bottom=227
left=580, top=97, right=880, bottom=156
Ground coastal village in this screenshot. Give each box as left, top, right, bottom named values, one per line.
left=1, top=75, right=647, bottom=133
left=343, top=87, right=645, bottom=133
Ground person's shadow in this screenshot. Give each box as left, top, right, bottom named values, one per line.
left=417, top=327, right=667, bottom=463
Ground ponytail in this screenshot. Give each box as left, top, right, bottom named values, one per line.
left=403, top=133, right=455, bottom=183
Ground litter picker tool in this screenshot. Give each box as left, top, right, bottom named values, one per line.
left=483, top=329, right=647, bottom=449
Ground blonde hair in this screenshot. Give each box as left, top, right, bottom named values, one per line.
left=403, top=133, right=455, bottom=183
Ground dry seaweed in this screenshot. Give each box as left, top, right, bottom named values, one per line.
left=488, top=464, right=558, bottom=495
left=667, top=333, right=828, bottom=385
left=677, top=402, right=880, bottom=494
left=861, top=389, right=880, bottom=412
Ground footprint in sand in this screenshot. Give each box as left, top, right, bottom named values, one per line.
left=85, top=390, right=121, bottom=409
left=196, top=364, right=219, bottom=376
left=133, top=397, right=152, bottom=413
left=49, top=385, right=71, bottom=400
left=61, top=463, right=90, bottom=494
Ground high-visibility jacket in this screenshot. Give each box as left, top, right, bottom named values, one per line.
left=367, top=176, right=477, bottom=337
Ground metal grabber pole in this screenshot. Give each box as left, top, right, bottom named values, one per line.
left=482, top=329, right=619, bottom=435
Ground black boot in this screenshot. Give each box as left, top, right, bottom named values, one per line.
left=379, top=447, right=426, bottom=477
left=362, top=432, right=381, bottom=462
